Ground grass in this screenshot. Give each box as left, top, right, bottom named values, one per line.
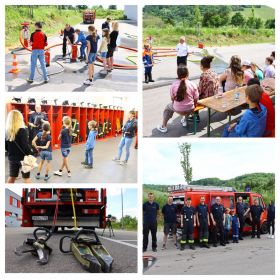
left=5, top=6, right=124, bottom=49
left=230, top=6, right=275, bottom=21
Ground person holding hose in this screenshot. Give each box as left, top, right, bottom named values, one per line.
left=62, top=24, right=75, bottom=59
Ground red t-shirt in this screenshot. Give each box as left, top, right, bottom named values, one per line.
left=260, top=92, right=275, bottom=134
left=30, top=30, right=47, bottom=50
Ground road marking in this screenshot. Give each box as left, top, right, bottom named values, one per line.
left=99, top=236, right=138, bottom=249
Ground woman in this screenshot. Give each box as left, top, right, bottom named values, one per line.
left=220, top=55, right=244, bottom=92
left=157, top=65, right=199, bottom=133
left=5, top=110, right=33, bottom=183
left=198, top=56, right=219, bottom=99
left=113, top=111, right=137, bottom=165
left=250, top=62, right=264, bottom=81
left=106, top=22, right=119, bottom=72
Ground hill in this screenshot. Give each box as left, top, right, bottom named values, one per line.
left=232, top=6, right=275, bottom=21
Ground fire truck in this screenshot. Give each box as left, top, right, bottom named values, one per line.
left=83, top=10, right=96, bottom=24
left=21, top=188, right=107, bottom=231
left=168, top=185, right=268, bottom=238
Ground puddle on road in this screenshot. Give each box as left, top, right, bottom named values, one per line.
left=143, top=256, right=157, bottom=272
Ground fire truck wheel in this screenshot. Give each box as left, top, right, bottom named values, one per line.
left=260, top=221, right=268, bottom=234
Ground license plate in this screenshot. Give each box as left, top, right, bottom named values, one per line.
left=32, top=216, right=48, bottom=221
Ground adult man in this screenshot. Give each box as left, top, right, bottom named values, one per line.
left=143, top=193, right=159, bottom=252
left=236, top=196, right=248, bottom=240
left=267, top=200, right=275, bottom=239
left=62, top=24, right=75, bottom=59
left=28, top=104, right=48, bottom=145
left=180, top=198, right=196, bottom=250
left=196, top=196, right=210, bottom=248
left=161, top=196, right=177, bottom=250
left=102, top=17, right=111, bottom=31
left=210, top=196, right=226, bottom=247
left=249, top=199, right=264, bottom=238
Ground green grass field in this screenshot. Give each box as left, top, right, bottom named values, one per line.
left=231, top=6, right=275, bottom=21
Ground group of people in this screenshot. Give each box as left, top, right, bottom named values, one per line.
left=151, top=36, right=275, bottom=137
left=143, top=192, right=275, bottom=252
left=26, top=17, right=120, bottom=86
left=5, top=107, right=137, bottom=183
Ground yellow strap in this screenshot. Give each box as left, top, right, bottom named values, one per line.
left=70, top=189, right=78, bottom=230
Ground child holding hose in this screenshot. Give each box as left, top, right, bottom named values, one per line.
left=74, top=29, right=87, bottom=61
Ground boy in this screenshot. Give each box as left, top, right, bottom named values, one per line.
left=222, top=85, right=267, bottom=137
left=143, top=43, right=154, bottom=84
left=81, top=120, right=98, bottom=169
left=75, top=29, right=87, bottom=61
left=84, top=26, right=100, bottom=85
left=63, top=24, right=75, bottom=59
left=27, top=22, right=48, bottom=83
left=231, top=210, right=240, bottom=243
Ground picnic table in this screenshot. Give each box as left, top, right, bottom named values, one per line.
left=198, top=86, right=247, bottom=137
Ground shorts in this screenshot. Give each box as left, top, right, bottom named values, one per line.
left=61, top=148, right=71, bottom=158
left=40, top=150, right=52, bottom=161
left=88, top=53, right=97, bottom=64
left=9, top=160, right=30, bottom=179
left=100, top=52, right=107, bottom=58
left=106, top=46, right=115, bottom=58
left=163, top=222, right=177, bottom=235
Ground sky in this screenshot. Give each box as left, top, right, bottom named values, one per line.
left=143, top=141, right=276, bottom=184
left=9, top=188, right=137, bottom=220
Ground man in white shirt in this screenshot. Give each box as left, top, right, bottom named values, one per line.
left=176, top=36, right=192, bottom=66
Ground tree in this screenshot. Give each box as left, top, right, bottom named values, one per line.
left=76, top=5, right=88, bottom=10
left=255, top=18, right=263, bottom=29
left=178, top=143, right=193, bottom=184
left=194, top=6, right=202, bottom=35
left=265, top=19, right=275, bottom=29
left=231, top=12, right=245, bottom=26
left=108, top=5, right=117, bottom=10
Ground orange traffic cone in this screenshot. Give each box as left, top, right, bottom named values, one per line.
left=9, top=54, right=20, bottom=74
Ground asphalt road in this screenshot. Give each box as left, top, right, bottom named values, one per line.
left=5, top=19, right=138, bottom=92
left=6, top=227, right=137, bottom=273
left=143, top=232, right=275, bottom=275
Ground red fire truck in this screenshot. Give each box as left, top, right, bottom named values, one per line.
left=168, top=185, right=268, bottom=238
left=21, top=188, right=107, bottom=231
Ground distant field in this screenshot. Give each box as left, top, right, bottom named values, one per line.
left=231, top=6, right=275, bottom=21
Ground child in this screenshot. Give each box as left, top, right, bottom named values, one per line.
left=264, top=57, right=275, bottom=78
left=157, top=65, right=199, bottom=133
left=98, top=28, right=110, bottom=72
left=32, top=122, right=52, bottom=181
left=241, top=60, right=254, bottom=85
left=75, top=29, right=87, bottom=61
left=106, top=22, right=119, bottom=72
left=143, top=43, right=154, bottom=83
left=84, top=25, right=100, bottom=85
left=222, top=84, right=267, bottom=137
left=231, top=210, right=240, bottom=243
left=81, top=120, right=98, bottom=169
left=175, top=36, right=192, bottom=66
left=54, top=116, right=72, bottom=177
left=26, top=22, right=48, bottom=83
left=224, top=208, right=232, bottom=244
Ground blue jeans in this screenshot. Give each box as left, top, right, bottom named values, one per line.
left=85, top=148, right=93, bottom=167
left=80, top=43, right=87, bottom=59
left=222, top=124, right=239, bottom=137
left=61, top=148, right=71, bottom=158
left=117, top=137, right=133, bottom=162
left=88, top=53, right=97, bottom=64
left=29, top=49, right=48, bottom=81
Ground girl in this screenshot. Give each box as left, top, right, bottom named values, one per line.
left=113, top=111, right=137, bottom=165
left=224, top=208, right=232, bottom=244
left=5, top=110, right=32, bottom=183
left=54, top=116, right=72, bottom=177
left=250, top=62, right=264, bottom=81
left=32, top=122, right=52, bottom=181
left=157, top=65, right=199, bottom=133
left=84, top=25, right=100, bottom=85
left=219, top=55, right=244, bottom=92
left=106, top=22, right=119, bottom=72
left=98, top=28, right=110, bottom=72
left=264, top=57, right=275, bottom=79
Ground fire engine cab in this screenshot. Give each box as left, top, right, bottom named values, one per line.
left=168, top=185, right=268, bottom=237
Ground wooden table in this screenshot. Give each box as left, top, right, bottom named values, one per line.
left=198, top=86, right=247, bottom=137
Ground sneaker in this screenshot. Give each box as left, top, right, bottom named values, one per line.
left=78, top=56, right=83, bottom=60
left=62, top=55, right=67, bottom=60
left=83, top=79, right=93, bottom=85
left=54, top=170, right=62, bottom=176
left=236, top=239, right=239, bottom=243
left=112, top=157, right=120, bottom=162
left=157, top=125, right=167, bottom=133
left=81, top=161, right=88, bottom=165
left=204, top=243, right=210, bottom=249
left=26, top=78, right=34, bottom=83
left=67, top=172, right=72, bottom=177
left=161, top=244, right=166, bottom=250
left=120, top=161, right=128, bottom=166
left=257, top=236, right=261, bottom=239
left=180, top=117, right=187, bottom=127
left=44, top=79, right=49, bottom=83
left=35, top=174, right=41, bottom=180
left=220, top=243, right=226, bottom=246
left=85, top=165, right=93, bottom=169
left=152, top=248, right=157, bottom=252
left=267, top=235, right=271, bottom=238
left=271, top=235, right=274, bottom=239
left=44, top=175, right=51, bottom=181
left=187, top=114, right=200, bottom=123
left=143, top=248, right=147, bottom=253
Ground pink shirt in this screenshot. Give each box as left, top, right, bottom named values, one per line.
left=170, top=79, right=199, bottom=112
left=244, top=69, right=254, bottom=85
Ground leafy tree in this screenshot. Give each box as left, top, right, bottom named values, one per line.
left=255, top=18, right=263, bottom=29
left=231, top=12, right=245, bottom=26
left=76, top=5, right=88, bottom=10
left=194, top=6, right=202, bottom=34
left=265, top=19, right=275, bottom=29
left=108, top=5, right=117, bottom=10
left=178, top=143, right=192, bottom=184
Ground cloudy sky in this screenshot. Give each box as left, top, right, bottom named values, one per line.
left=143, top=141, right=276, bottom=184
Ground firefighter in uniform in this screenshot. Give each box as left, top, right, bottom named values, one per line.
left=143, top=43, right=154, bottom=84
left=210, top=196, right=226, bottom=247
left=236, top=196, right=248, bottom=240
left=143, top=192, right=159, bottom=252
left=249, top=199, right=264, bottom=238
left=180, top=198, right=196, bottom=250
left=196, top=196, right=210, bottom=248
